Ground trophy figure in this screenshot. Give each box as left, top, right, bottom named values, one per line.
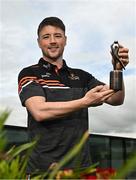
left=110, top=41, right=125, bottom=91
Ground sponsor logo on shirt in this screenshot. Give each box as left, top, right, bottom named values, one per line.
left=41, top=73, right=52, bottom=78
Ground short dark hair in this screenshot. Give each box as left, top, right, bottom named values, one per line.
left=37, top=17, right=65, bottom=36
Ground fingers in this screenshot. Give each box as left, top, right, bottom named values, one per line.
left=101, top=89, right=114, bottom=95
left=119, top=47, right=129, bottom=53
left=111, top=44, right=129, bottom=70
left=91, top=85, right=114, bottom=95
left=92, top=86, right=114, bottom=100
left=102, top=91, right=114, bottom=102
left=91, top=88, right=114, bottom=106
left=118, top=47, right=129, bottom=68
left=91, top=85, right=104, bottom=92
left=85, top=86, right=115, bottom=107
left=118, top=44, right=129, bottom=58
left=118, top=47, right=129, bottom=59
left=97, top=89, right=114, bottom=105
left=101, top=89, right=114, bottom=100
left=119, top=57, right=129, bottom=67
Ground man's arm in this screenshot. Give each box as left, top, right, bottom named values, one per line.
left=25, top=85, right=114, bottom=122
left=102, top=84, right=125, bottom=105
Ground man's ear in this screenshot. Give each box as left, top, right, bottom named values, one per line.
left=65, top=35, right=67, bottom=46
left=37, top=38, right=41, bottom=48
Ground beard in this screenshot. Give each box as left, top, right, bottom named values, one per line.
left=42, top=47, right=64, bottom=61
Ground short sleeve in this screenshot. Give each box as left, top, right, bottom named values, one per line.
left=18, top=67, right=45, bottom=106
left=86, top=72, right=105, bottom=90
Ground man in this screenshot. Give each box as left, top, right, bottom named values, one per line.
left=18, top=17, right=129, bottom=175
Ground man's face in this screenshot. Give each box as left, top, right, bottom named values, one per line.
left=38, top=25, right=67, bottom=61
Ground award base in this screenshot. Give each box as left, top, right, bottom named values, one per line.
left=110, top=70, right=123, bottom=91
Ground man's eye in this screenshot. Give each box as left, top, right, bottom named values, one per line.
left=55, top=35, right=62, bottom=38
left=43, top=36, right=49, bottom=39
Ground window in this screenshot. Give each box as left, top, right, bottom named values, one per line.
left=89, top=135, right=110, bottom=168
left=110, top=138, right=124, bottom=169
left=125, top=139, right=136, bottom=179
left=4, top=125, right=28, bottom=148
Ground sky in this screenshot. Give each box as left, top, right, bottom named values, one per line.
left=0, top=0, right=136, bottom=138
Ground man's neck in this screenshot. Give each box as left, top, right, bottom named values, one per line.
left=42, top=56, right=63, bottom=69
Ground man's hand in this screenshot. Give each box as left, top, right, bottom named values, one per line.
left=83, top=85, right=114, bottom=107
left=111, top=44, right=129, bottom=70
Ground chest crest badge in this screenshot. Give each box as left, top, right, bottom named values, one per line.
left=69, top=73, right=80, bottom=80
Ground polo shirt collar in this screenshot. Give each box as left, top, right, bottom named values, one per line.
left=38, top=58, right=69, bottom=72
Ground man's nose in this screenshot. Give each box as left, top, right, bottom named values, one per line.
left=50, top=35, right=56, bottom=43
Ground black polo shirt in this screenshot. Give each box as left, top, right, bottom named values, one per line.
left=18, top=58, right=104, bottom=174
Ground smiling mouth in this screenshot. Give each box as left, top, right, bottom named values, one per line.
left=48, top=47, right=59, bottom=52
left=48, top=46, right=59, bottom=49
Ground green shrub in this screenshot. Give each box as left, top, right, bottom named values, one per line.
left=0, top=110, right=37, bottom=179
